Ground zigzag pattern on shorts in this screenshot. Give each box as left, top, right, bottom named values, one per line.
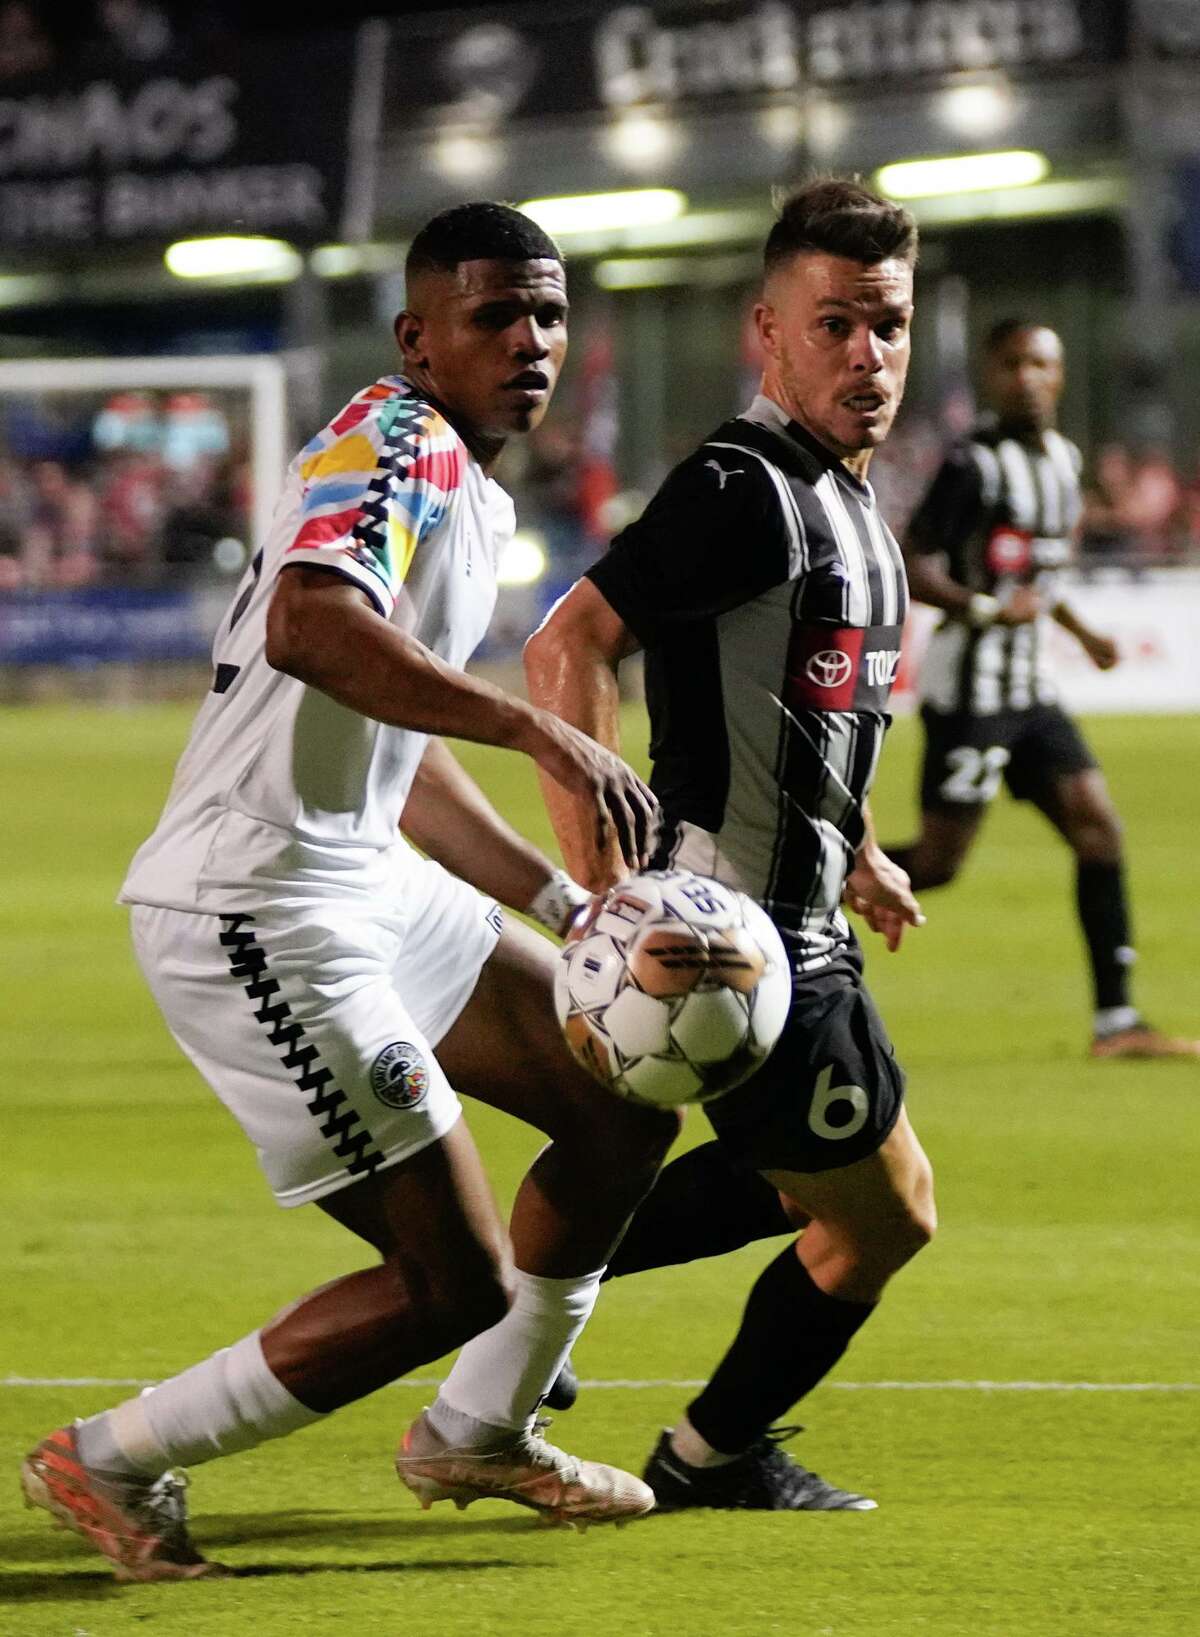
left=218, top=914, right=385, bottom=1181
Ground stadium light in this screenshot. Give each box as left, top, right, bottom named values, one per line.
left=596, top=251, right=760, bottom=291
left=434, top=129, right=502, bottom=182
left=936, top=81, right=1015, bottom=139
left=310, top=242, right=407, bottom=279
left=164, top=237, right=303, bottom=281
left=595, top=256, right=691, bottom=290
left=496, top=530, right=547, bottom=587
left=602, top=110, right=683, bottom=169
left=519, top=189, right=687, bottom=237
left=759, top=103, right=803, bottom=149
left=875, top=151, right=1049, bottom=199
left=0, top=272, right=61, bottom=306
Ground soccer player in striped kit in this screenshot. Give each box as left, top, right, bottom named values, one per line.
left=890, top=320, right=1198, bottom=1059
left=526, top=179, right=936, bottom=1511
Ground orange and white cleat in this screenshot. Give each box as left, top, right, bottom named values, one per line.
left=1090, top=1024, right=1200, bottom=1060
left=395, top=1412, right=654, bottom=1530
left=20, top=1424, right=225, bottom=1582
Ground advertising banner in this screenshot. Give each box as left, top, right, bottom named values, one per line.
left=0, top=588, right=213, bottom=667
left=383, top=0, right=1123, bottom=133
left=895, top=570, right=1200, bottom=715
left=0, top=32, right=360, bottom=250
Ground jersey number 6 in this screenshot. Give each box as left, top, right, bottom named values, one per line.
left=808, top=1064, right=870, bottom=1141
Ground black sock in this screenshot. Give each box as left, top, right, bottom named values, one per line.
left=686, top=1246, right=874, bottom=1456
left=1076, top=860, right=1134, bottom=1013
left=605, top=1141, right=793, bottom=1282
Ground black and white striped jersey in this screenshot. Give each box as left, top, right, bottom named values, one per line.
left=908, top=418, right=1083, bottom=716
left=587, top=395, right=908, bottom=972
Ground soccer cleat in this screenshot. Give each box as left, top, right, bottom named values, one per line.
left=20, top=1424, right=225, bottom=1581
left=1090, top=1024, right=1200, bottom=1060
left=396, top=1412, right=654, bottom=1528
left=542, top=1354, right=579, bottom=1413
left=643, top=1425, right=877, bottom=1512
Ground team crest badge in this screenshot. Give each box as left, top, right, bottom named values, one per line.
left=370, top=1042, right=429, bottom=1110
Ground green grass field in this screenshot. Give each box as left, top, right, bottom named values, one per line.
left=2, top=700, right=1198, bottom=1637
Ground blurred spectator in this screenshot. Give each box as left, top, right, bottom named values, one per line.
left=871, top=409, right=946, bottom=539
left=23, top=461, right=102, bottom=589
left=0, top=457, right=32, bottom=589
left=161, top=454, right=245, bottom=581
left=520, top=422, right=588, bottom=572
left=0, top=1, right=53, bottom=79
left=1125, top=446, right=1183, bottom=560
left=97, top=450, right=165, bottom=583
left=1181, top=450, right=1200, bottom=556
left=94, top=391, right=162, bottom=456
left=575, top=330, right=619, bottom=547
left=1081, top=442, right=1186, bottom=567
left=162, top=392, right=230, bottom=472
left=1080, top=441, right=1138, bottom=564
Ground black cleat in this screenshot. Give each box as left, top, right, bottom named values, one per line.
left=543, top=1354, right=579, bottom=1413
left=643, top=1425, right=877, bottom=1512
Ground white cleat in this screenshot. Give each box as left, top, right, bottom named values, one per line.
left=20, top=1424, right=226, bottom=1582
left=395, top=1413, right=655, bottom=1528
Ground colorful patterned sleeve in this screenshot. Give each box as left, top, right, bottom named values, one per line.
left=284, top=384, right=467, bottom=617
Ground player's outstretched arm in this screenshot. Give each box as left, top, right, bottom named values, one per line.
left=267, top=565, right=656, bottom=874
left=401, top=738, right=587, bottom=933
left=1049, top=599, right=1119, bottom=669
left=524, top=578, right=645, bottom=894
left=903, top=545, right=1038, bottom=628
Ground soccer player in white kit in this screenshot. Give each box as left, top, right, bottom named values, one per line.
left=21, top=203, right=675, bottom=1581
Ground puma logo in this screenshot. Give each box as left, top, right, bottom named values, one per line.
left=705, top=459, right=744, bottom=489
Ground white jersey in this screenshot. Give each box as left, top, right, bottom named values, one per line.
left=122, top=376, right=514, bottom=912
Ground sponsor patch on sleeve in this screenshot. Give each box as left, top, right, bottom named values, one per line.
left=784, top=624, right=903, bottom=711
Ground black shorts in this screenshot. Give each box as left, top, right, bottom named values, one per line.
left=704, top=944, right=905, bottom=1175
left=919, top=703, right=1097, bottom=812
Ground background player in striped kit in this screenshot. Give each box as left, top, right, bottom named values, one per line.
left=20, top=202, right=676, bottom=1581
left=888, top=320, right=1198, bottom=1059
left=526, top=178, right=936, bottom=1511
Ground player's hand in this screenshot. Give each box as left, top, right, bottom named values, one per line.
left=529, top=713, right=659, bottom=874
left=843, top=845, right=925, bottom=953
left=1082, top=631, right=1119, bottom=670
left=996, top=585, right=1041, bottom=625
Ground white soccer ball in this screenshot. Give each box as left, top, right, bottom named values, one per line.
left=554, top=868, right=791, bottom=1108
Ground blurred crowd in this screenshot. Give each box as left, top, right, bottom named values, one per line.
left=872, top=416, right=1200, bottom=570
left=513, top=415, right=1200, bottom=582
left=0, top=391, right=250, bottom=592
left=2, top=396, right=1197, bottom=599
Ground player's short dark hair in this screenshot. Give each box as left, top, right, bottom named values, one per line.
left=984, top=317, right=1054, bottom=352
left=764, top=178, right=918, bottom=275
left=406, top=202, right=562, bottom=282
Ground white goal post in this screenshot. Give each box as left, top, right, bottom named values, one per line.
left=0, top=352, right=289, bottom=551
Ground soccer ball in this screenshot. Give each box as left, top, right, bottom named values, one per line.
left=554, top=868, right=791, bottom=1108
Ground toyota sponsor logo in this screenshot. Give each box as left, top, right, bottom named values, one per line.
left=990, top=529, right=1030, bottom=570
left=805, top=649, right=853, bottom=689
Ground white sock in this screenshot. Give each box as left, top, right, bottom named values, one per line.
left=670, top=1413, right=741, bottom=1469
left=77, top=1332, right=324, bottom=1476
left=1094, top=1005, right=1140, bottom=1037
left=429, top=1267, right=604, bottom=1445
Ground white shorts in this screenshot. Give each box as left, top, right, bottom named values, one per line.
left=130, top=856, right=503, bottom=1208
